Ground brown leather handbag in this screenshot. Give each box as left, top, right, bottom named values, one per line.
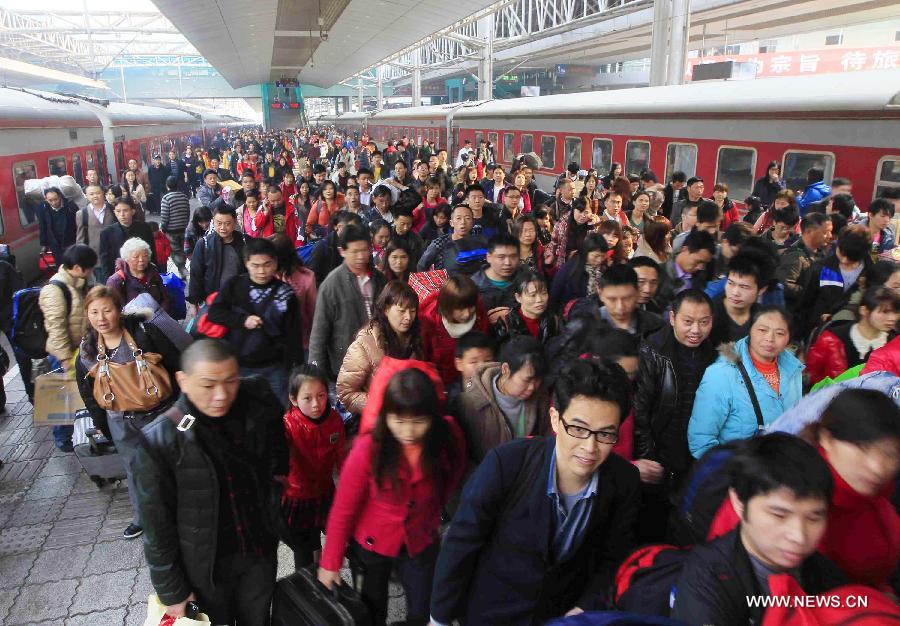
left=89, top=329, right=173, bottom=412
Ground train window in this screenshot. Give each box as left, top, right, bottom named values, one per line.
left=475, top=131, right=484, bottom=146
left=625, top=141, right=650, bottom=177
left=541, top=136, right=556, bottom=170
left=874, top=156, right=900, bottom=199
left=591, top=139, right=613, bottom=176
left=13, top=161, right=39, bottom=227
left=85, top=150, right=94, bottom=174
left=139, top=143, right=149, bottom=168
left=48, top=156, right=67, bottom=176
left=564, top=137, right=583, bottom=170
left=665, top=143, right=698, bottom=180
left=72, top=153, right=84, bottom=186
left=521, top=134, right=534, bottom=155
left=503, top=133, right=515, bottom=162
left=488, top=133, right=498, bottom=154
left=716, top=146, right=757, bottom=201
left=781, top=150, right=835, bottom=194
left=96, top=148, right=107, bottom=182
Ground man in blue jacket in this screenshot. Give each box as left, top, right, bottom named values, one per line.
left=430, top=358, right=640, bottom=625
left=797, top=167, right=831, bottom=215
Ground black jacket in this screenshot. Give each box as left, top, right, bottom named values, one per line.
left=307, top=231, right=343, bottom=286
left=37, top=199, right=78, bottom=261
left=802, top=253, right=872, bottom=338
left=566, top=294, right=664, bottom=338
left=672, top=530, right=846, bottom=625
left=493, top=304, right=560, bottom=345
left=633, top=325, right=715, bottom=472
left=75, top=313, right=182, bottom=439
left=147, top=164, right=169, bottom=196
left=132, top=379, right=287, bottom=606
left=657, top=258, right=708, bottom=312
left=98, top=221, right=157, bottom=278
left=431, top=437, right=640, bottom=625
left=187, top=231, right=246, bottom=305
left=0, top=260, right=23, bottom=333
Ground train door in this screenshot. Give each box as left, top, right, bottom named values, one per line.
left=114, top=142, right=126, bottom=177
left=72, top=153, right=84, bottom=186
left=96, top=147, right=108, bottom=184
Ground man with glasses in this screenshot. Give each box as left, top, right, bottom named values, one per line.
left=431, top=358, right=640, bottom=625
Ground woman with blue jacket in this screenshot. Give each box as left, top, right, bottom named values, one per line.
left=688, top=306, right=803, bottom=458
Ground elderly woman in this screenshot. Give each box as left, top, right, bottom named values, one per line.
left=75, top=286, right=180, bottom=540
left=106, top=237, right=171, bottom=315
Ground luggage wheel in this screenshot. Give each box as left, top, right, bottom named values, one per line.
left=90, top=475, right=107, bottom=488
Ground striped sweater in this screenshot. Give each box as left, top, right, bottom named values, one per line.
left=159, top=191, right=191, bottom=234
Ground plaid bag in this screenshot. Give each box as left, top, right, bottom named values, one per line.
left=408, top=269, right=448, bottom=302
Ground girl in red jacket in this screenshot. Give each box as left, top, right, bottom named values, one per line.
left=318, top=361, right=466, bottom=626
left=282, top=364, right=346, bottom=569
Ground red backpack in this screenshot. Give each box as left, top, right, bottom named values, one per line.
left=188, top=292, right=228, bottom=339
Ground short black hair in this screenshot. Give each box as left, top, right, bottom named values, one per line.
left=372, top=186, right=392, bottom=199
left=289, top=363, right=330, bottom=398
left=213, top=203, right=237, bottom=220
left=180, top=339, right=237, bottom=374
left=332, top=210, right=363, bottom=229
left=512, top=269, right=549, bottom=295
left=670, top=171, right=687, bottom=184
left=567, top=162, right=579, bottom=175
left=836, top=225, right=870, bottom=262
left=599, top=263, right=638, bottom=290
left=243, top=236, right=277, bottom=261
left=641, top=170, right=658, bottom=183
left=681, top=229, right=717, bottom=256
left=806, top=167, right=825, bottom=184
left=465, top=184, right=486, bottom=197
left=553, top=358, right=631, bottom=420
left=696, top=200, right=722, bottom=225
left=339, top=223, right=370, bottom=248
left=671, top=288, right=713, bottom=315
left=727, top=250, right=767, bottom=289
left=61, top=244, right=97, bottom=270
left=487, top=233, right=518, bottom=254
left=357, top=167, right=373, bottom=177
left=722, top=221, right=755, bottom=247
left=819, top=388, right=900, bottom=446
left=868, top=198, right=896, bottom=218
left=202, top=168, right=218, bottom=180
left=114, top=196, right=135, bottom=211
left=498, top=335, right=547, bottom=376
left=686, top=176, right=704, bottom=187
left=729, top=433, right=833, bottom=509
left=628, top=256, right=660, bottom=275
left=312, top=163, right=327, bottom=174
left=772, top=206, right=800, bottom=227
left=800, top=211, right=828, bottom=233
left=831, top=176, right=851, bottom=188
left=369, top=218, right=391, bottom=236
left=165, top=176, right=179, bottom=191
left=454, top=330, right=494, bottom=358
left=43, top=186, right=64, bottom=199
left=830, top=193, right=855, bottom=219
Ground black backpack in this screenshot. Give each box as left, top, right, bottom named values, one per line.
left=11, top=281, right=71, bottom=359
left=614, top=544, right=690, bottom=617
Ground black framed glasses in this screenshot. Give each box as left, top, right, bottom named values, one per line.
left=559, top=415, right=619, bottom=445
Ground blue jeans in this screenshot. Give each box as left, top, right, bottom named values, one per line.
left=240, top=364, right=288, bottom=409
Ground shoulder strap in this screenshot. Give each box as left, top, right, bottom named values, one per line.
left=735, top=360, right=765, bottom=431
left=48, top=280, right=72, bottom=317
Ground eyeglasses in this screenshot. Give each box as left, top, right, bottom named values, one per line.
left=559, top=415, right=619, bottom=445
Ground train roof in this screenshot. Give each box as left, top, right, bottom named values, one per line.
left=453, top=70, right=900, bottom=120
left=102, top=101, right=199, bottom=126
left=0, top=87, right=101, bottom=128
left=337, top=111, right=370, bottom=121
left=369, top=101, right=483, bottom=122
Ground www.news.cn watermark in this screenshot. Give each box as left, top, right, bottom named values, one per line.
left=746, top=595, right=869, bottom=609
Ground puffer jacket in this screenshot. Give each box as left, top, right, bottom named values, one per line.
left=688, top=337, right=803, bottom=458
left=798, top=180, right=831, bottom=213
left=106, top=259, right=171, bottom=316
left=132, top=378, right=287, bottom=606
left=419, top=290, right=489, bottom=385
left=805, top=324, right=856, bottom=386
left=283, top=404, right=345, bottom=501
left=336, top=324, right=386, bottom=415
left=38, top=268, right=87, bottom=363
left=863, top=335, right=900, bottom=376
left=633, top=325, right=715, bottom=473
left=457, top=362, right=550, bottom=464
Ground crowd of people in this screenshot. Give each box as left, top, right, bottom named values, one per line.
left=4, top=124, right=900, bottom=626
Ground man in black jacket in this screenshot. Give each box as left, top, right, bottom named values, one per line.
left=98, top=197, right=156, bottom=278
left=672, top=433, right=846, bottom=624
left=147, top=154, right=169, bottom=215
left=633, top=289, right=716, bottom=542
left=431, top=358, right=640, bottom=625
left=207, top=238, right=302, bottom=403
left=308, top=211, right=364, bottom=285
left=187, top=204, right=246, bottom=306
left=567, top=264, right=663, bottom=337
left=133, top=340, right=287, bottom=626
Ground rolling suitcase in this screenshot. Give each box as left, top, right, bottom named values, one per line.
left=73, top=411, right=126, bottom=488
left=272, top=566, right=370, bottom=626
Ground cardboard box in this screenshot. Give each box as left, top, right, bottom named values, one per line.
left=33, top=372, right=85, bottom=427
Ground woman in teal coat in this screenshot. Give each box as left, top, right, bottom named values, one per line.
left=689, top=306, right=803, bottom=458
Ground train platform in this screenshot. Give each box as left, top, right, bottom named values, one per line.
left=0, top=346, right=406, bottom=625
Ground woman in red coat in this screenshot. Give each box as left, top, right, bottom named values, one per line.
left=806, top=287, right=899, bottom=385
left=418, top=274, right=489, bottom=386
left=281, top=364, right=345, bottom=569
left=317, top=360, right=466, bottom=626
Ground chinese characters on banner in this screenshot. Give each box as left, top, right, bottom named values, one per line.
left=687, top=46, right=900, bottom=79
